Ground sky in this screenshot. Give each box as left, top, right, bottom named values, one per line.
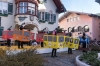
left=59, top=0, right=100, bottom=17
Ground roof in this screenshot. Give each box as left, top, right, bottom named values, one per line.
left=38, top=0, right=66, bottom=13
left=59, top=11, right=100, bottom=22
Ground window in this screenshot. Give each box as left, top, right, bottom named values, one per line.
left=19, top=2, right=27, bottom=14
left=44, top=0, right=47, bottom=3
left=0, top=2, right=8, bottom=14
left=67, top=19, right=69, bottom=22
left=68, top=27, right=72, bottom=32
left=39, top=11, right=45, bottom=21
left=38, top=11, right=56, bottom=22
left=84, top=26, right=89, bottom=32
left=16, top=2, right=38, bottom=16
left=78, top=26, right=82, bottom=31
left=28, top=3, right=35, bottom=15
left=77, top=16, right=80, bottom=20
left=73, top=17, right=76, bottom=21
left=70, top=18, right=73, bottom=22
left=42, top=12, right=45, bottom=20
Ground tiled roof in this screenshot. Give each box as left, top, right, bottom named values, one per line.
left=59, top=11, right=100, bottom=22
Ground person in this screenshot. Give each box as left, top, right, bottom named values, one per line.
left=51, top=30, right=57, bottom=57
left=18, top=24, right=24, bottom=49
left=7, top=38, right=11, bottom=47
left=81, top=32, right=90, bottom=52
left=32, top=39, right=37, bottom=46
left=94, top=39, right=98, bottom=45
left=67, top=32, right=73, bottom=54
left=18, top=41, right=23, bottom=48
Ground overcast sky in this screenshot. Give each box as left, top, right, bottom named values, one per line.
left=59, top=0, right=100, bottom=17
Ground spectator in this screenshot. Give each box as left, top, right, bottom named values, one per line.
left=81, top=32, right=90, bottom=52
left=7, top=38, right=11, bottom=47
left=67, top=32, right=73, bottom=54
left=51, top=30, right=57, bottom=57
left=32, top=39, right=37, bottom=46
left=94, top=39, right=98, bottom=45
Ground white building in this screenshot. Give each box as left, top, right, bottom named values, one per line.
left=0, top=0, right=66, bottom=37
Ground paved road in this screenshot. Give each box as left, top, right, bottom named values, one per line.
left=42, top=50, right=82, bottom=66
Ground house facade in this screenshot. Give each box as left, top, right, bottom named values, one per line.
left=0, top=0, right=66, bottom=37
left=59, top=11, right=100, bottom=41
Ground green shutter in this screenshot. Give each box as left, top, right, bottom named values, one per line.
left=8, top=3, right=13, bottom=15
left=54, top=14, right=56, bottom=22
left=45, top=12, right=48, bottom=21
left=38, top=11, right=40, bottom=19
left=0, top=27, right=4, bottom=36
left=47, top=13, right=50, bottom=21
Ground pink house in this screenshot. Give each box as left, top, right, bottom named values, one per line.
left=59, top=11, right=100, bottom=41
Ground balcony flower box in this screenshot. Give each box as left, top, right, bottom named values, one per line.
left=48, top=22, right=54, bottom=24
left=39, top=20, right=46, bottom=23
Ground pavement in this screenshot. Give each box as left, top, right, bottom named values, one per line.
left=42, top=50, right=82, bottom=66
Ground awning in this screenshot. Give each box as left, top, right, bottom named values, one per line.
left=69, top=28, right=72, bottom=32
left=38, top=4, right=46, bottom=10
left=85, top=26, right=89, bottom=29
left=24, top=24, right=39, bottom=31
left=74, top=27, right=77, bottom=29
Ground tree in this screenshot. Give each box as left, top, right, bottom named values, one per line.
left=96, top=13, right=100, bottom=16
left=95, top=0, right=100, bottom=4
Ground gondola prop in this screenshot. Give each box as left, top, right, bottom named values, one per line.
left=47, top=35, right=53, bottom=48
left=73, top=38, right=79, bottom=49
left=13, top=30, right=22, bottom=41
left=65, top=36, right=70, bottom=47
left=13, top=30, right=31, bottom=42
left=52, top=35, right=65, bottom=49
left=67, top=37, right=74, bottom=48
left=43, top=35, right=48, bottom=47
left=67, top=37, right=79, bottom=49
left=2, top=30, right=13, bottom=39
left=36, top=33, right=44, bottom=42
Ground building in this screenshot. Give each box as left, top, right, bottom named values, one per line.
left=59, top=11, right=100, bottom=41
left=0, top=0, right=66, bottom=38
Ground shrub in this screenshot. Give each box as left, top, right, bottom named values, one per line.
left=0, top=49, right=44, bottom=66
left=80, top=51, right=100, bottom=66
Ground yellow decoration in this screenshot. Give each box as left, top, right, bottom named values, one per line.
left=68, top=37, right=74, bottom=49
left=43, top=35, right=48, bottom=47
left=73, top=38, right=79, bottom=49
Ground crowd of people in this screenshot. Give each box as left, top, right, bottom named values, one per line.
left=6, top=25, right=92, bottom=57
left=51, top=29, right=91, bottom=57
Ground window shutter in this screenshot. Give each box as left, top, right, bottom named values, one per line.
left=47, top=13, right=50, bottom=21
left=45, top=12, right=48, bottom=21
left=37, top=11, right=40, bottom=19
left=54, top=14, right=56, bottom=22
left=0, top=17, right=1, bottom=26
left=8, top=3, right=13, bottom=15
left=0, top=27, right=4, bottom=36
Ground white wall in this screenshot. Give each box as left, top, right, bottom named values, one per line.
left=1, top=0, right=15, bottom=30
left=16, top=0, right=59, bottom=33
left=1, top=0, right=59, bottom=32
left=40, top=0, right=58, bottom=31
